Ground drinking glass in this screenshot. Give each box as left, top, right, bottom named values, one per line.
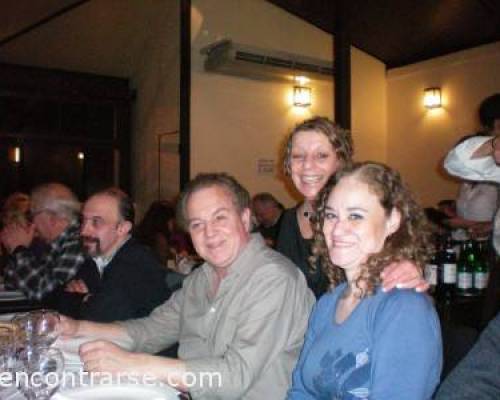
left=0, top=325, right=16, bottom=393
left=17, top=345, right=64, bottom=400
left=12, top=310, right=60, bottom=348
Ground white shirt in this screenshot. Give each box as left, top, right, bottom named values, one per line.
left=444, top=136, right=500, bottom=253
left=456, top=182, right=499, bottom=222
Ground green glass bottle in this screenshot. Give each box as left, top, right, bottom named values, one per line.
left=474, top=240, right=489, bottom=294
left=456, top=240, right=474, bottom=296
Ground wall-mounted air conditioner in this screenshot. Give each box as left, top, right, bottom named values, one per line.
left=200, top=39, right=334, bottom=82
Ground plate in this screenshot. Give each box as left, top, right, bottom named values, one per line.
left=52, top=383, right=179, bottom=400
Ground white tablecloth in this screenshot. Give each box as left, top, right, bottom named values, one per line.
left=2, top=335, right=180, bottom=400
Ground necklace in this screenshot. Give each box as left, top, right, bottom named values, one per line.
left=303, top=210, right=315, bottom=220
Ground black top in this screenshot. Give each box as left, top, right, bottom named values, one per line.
left=257, top=212, right=284, bottom=248
left=276, top=207, right=328, bottom=298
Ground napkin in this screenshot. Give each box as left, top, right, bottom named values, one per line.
left=54, top=335, right=134, bottom=370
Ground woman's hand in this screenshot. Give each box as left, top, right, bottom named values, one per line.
left=0, top=222, right=35, bottom=253
left=381, top=260, right=429, bottom=293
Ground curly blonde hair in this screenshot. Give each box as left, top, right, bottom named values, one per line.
left=311, top=162, right=433, bottom=296
left=283, top=117, right=354, bottom=176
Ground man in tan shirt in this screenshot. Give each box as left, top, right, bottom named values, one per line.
left=60, top=173, right=315, bottom=399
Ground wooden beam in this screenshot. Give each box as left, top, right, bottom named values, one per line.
left=0, top=0, right=90, bottom=48
left=179, top=0, right=191, bottom=190
left=333, top=0, right=351, bottom=129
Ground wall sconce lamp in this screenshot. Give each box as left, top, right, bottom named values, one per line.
left=8, top=146, right=21, bottom=163
left=77, top=151, right=85, bottom=160
left=424, top=87, right=442, bottom=109
left=293, top=85, right=312, bottom=107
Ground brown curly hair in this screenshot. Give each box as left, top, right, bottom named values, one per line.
left=311, top=161, right=433, bottom=297
left=283, top=116, right=354, bottom=176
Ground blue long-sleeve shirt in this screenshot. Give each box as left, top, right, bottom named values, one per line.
left=287, top=283, right=442, bottom=400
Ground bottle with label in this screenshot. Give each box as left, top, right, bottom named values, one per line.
left=474, top=240, right=490, bottom=294
left=424, top=251, right=439, bottom=294
left=456, top=240, right=474, bottom=296
left=437, top=235, right=456, bottom=306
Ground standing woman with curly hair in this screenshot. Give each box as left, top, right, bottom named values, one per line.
left=287, top=162, right=442, bottom=399
left=277, top=117, right=428, bottom=297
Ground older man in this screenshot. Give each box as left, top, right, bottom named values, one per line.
left=64, top=188, right=171, bottom=322
left=1, top=183, right=85, bottom=301
left=60, top=173, right=315, bottom=399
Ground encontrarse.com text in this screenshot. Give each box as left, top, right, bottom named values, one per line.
left=0, top=371, right=223, bottom=389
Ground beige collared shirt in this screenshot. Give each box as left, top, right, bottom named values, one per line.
left=121, top=234, right=315, bottom=399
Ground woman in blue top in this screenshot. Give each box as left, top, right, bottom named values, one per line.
left=287, top=162, right=442, bottom=400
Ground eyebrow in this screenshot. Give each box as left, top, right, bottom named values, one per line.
left=346, top=207, right=368, bottom=212
left=324, top=205, right=368, bottom=212
left=187, top=207, right=230, bottom=223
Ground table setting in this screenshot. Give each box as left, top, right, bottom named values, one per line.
left=0, top=310, right=180, bottom=400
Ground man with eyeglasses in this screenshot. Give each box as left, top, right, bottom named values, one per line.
left=1, top=183, right=86, bottom=301
left=63, top=187, right=171, bottom=322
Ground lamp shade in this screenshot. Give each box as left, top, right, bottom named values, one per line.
left=293, top=86, right=312, bottom=107
left=424, top=87, right=441, bottom=109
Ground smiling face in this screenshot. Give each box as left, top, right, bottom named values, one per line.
left=290, top=130, right=341, bottom=201
left=186, top=185, right=251, bottom=275
left=80, top=194, right=131, bottom=258
left=322, top=175, right=401, bottom=280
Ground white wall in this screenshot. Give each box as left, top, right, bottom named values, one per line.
left=387, top=41, right=500, bottom=207
left=191, top=0, right=386, bottom=206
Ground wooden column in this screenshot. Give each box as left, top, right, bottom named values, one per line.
left=333, top=0, right=351, bottom=129
left=179, top=0, right=191, bottom=189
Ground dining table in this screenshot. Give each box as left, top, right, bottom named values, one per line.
left=0, top=285, right=42, bottom=315
left=0, top=313, right=181, bottom=400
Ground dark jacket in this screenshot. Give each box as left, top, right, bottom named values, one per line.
left=51, top=238, right=171, bottom=322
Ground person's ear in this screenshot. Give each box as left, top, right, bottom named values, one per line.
left=386, top=209, right=401, bottom=236
left=118, top=220, right=133, bottom=236
left=241, top=208, right=252, bottom=232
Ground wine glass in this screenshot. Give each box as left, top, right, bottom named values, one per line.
left=17, top=345, right=64, bottom=400
left=12, top=310, right=60, bottom=348
left=0, top=325, right=16, bottom=394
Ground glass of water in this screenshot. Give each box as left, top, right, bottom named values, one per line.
left=12, top=310, right=60, bottom=348
left=17, top=344, right=64, bottom=400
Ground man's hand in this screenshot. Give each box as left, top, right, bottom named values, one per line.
left=0, top=223, right=35, bottom=253
left=65, top=279, right=89, bottom=294
left=469, top=222, right=492, bottom=238
left=80, top=340, right=189, bottom=391
left=381, top=260, right=429, bottom=293
left=58, top=315, right=81, bottom=337
left=80, top=340, right=142, bottom=374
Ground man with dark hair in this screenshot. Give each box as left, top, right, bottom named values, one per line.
left=0, top=183, right=86, bottom=301
left=479, top=93, right=500, bottom=132
left=60, top=173, right=314, bottom=399
left=64, top=187, right=170, bottom=322
left=439, top=94, right=500, bottom=399
left=252, top=192, right=284, bottom=247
